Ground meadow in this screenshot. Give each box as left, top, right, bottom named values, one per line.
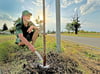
left=0, top=34, right=100, bottom=73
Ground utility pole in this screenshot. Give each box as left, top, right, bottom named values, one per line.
left=56, top=0, right=61, bottom=52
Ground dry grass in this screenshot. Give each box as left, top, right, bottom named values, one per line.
left=48, top=35, right=100, bottom=74
left=62, top=32, right=100, bottom=38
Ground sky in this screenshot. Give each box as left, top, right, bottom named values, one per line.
left=0, top=0, right=100, bottom=32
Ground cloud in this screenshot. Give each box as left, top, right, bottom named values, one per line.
left=75, top=0, right=83, bottom=3
left=80, top=0, right=100, bottom=15
left=18, top=0, right=25, bottom=3
left=0, top=20, right=14, bottom=29
left=30, top=4, right=53, bottom=23
left=61, top=0, right=73, bottom=8
left=32, top=0, right=42, bottom=7
left=45, top=17, right=71, bottom=32
left=0, top=12, right=15, bottom=29
left=61, top=17, right=71, bottom=24
left=61, top=0, right=82, bottom=8
left=0, top=12, right=14, bottom=21
left=74, top=7, right=78, bottom=12
left=80, top=21, right=100, bottom=32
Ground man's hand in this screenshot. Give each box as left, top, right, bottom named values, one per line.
left=27, top=26, right=34, bottom=33
left=27, top=26, right=39, bottom=33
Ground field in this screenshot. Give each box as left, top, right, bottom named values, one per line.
left=62, top=32, right=100, bottom=38
left=0, top=34, right=100, bottom=74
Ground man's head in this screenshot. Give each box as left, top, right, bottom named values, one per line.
left=22, top=10, right=32, bottom=22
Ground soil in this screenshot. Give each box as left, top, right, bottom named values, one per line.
left=22, top=51, right=82, bottom=74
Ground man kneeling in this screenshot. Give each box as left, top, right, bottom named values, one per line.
left=15, top=10, right=39, bottom=52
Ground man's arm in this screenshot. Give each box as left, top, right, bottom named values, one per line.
left=27, top=25, right=39, bottom=45
left=27, top=21, right=39, bottom=33
left=27, top=25, right=39, bottom=33
left=18, top=33, right=35, bottom=52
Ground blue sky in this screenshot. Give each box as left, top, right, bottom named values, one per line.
left=0, top=0, right=100, bottom=32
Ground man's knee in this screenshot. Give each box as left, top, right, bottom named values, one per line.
left=33, top=29, right=40, bottom=37
left=35, top=28, right=40, bottom=32
left=18, top=42, right=25, bottom=46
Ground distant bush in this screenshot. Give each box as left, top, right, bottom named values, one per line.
left=47, top=30, right=56, bottom=34
left=79, top=30, right=97, bottom=33
left=79, top=30, right=88, bottom=33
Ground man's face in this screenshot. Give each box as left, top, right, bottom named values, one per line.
left=23, top=15, right=31, bottom=22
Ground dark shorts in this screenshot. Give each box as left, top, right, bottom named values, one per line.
left=24, top=32, right=34, bottom=42
left=15, top=32, right=34, bottom=44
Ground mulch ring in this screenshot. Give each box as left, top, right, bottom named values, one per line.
left=22, top=51, right=82, bottom=74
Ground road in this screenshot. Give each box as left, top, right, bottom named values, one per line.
left=50, top=35, right=100, bottom=49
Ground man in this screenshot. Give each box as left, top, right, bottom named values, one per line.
left=15, top=10, right=39, bottom=52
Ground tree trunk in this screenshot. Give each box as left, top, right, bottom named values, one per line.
left=75, top=27, right=78, bottom=34
left=74, top=24, right=78, bottom=35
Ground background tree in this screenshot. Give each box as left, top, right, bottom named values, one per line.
left=2, top=23, right=8, bottom=31
left=72, top=9, right=81, bottom=34
left=47, top=30, right=51, bottom=34
left=66, top=23, right=74, bottom=33
left=51, top=30, right=56, bottom=34
left=72, top=19, right=80, bottom=34
left=66, top=9, right=81, bottom=34
left=9, top=27, right=16, bottom=34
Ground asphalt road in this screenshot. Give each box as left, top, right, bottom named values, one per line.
left=50, top=35, right=100, bottom=49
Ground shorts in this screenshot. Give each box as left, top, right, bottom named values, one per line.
left=15, top=32, right=34, bottom=44
left=24, top=32, right=34, bottom=41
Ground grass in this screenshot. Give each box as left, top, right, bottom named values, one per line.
left=0, top=35, right=16, bottom=43
left=0, top=34, right=100, bottom=73
left=61, top=39, right=100, bottom=74
left=62, top=32, right=100, bottom=38
left=0, top=35, right=56, bottom=63
left=0, top=40, right=17, bottom=62
left=0, top=35, right=22, bottom=62
left=83, top=51, right=100, bottom=60
left=34, top=36, right=57, bottom=52
left=62, top=40, right=100, bottom=61
left=0, top=34, right=99, bottom=61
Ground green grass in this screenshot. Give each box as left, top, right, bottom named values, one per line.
left=0, top=40, right=17, bottom=62
left=83, top=51, right=100, bottom=60
left=34, top=36, right=57, bottom=52
left=0, top=35, right=21, bottom=62
left=0, top=35, right=57, bottom=62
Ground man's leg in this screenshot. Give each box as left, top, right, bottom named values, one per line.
left=32, top=29, right=39, bottom=45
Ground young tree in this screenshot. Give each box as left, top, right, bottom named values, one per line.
left=35, top=16, right=43, bottom=34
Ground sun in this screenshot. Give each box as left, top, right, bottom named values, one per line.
left=39, top=15, right=43, bottom=21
